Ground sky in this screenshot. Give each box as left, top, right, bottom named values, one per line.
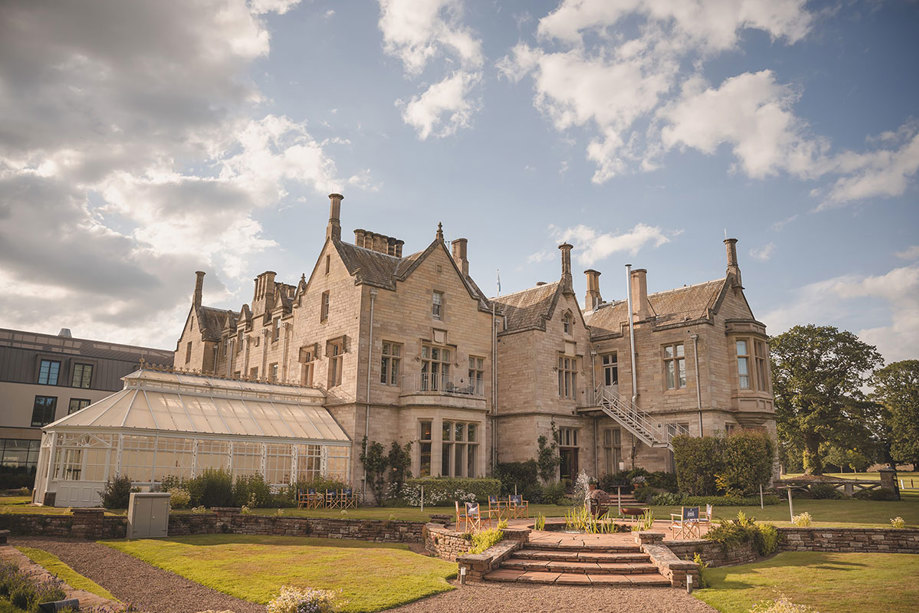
left=0, top=0, right=917, bottom=364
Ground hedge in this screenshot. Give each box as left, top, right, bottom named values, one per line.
left=403, top=477, right=501, bottom=507
left=495, top=461, right=541, bottom=501
left=672, top=431, right=774, bottom=496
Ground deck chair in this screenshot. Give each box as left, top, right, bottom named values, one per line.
left=508, top=494, right=529, bottom=519
left=340, top=489, right=357, bottom=508
left=487, top=495, right=506, bottom=521
left=670, top=506, right=701, bottom=539
left=325, top=489, right=339, bottom=509
left=455, top=501, right=484, bottom=532
left=299, top=488, right=320, bottom=509
left=699, top=503, right=713, bottom=526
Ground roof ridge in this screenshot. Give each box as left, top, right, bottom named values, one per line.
left=648, top=278, right=723, bottom=297
left=342, top=241, right=402, bottom=260
left=493, top=280, right=560, bottom=300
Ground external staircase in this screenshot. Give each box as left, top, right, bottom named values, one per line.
left=594, top=385, right=689, bottom=451
left=484, top=542, right=670, bottom=586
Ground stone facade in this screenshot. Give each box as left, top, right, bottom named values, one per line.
left=175, top=193, right=777, bottom=493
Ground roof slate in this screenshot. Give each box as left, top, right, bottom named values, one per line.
left=585, top=278, right=726, bottom=335
left=198, top=307, right=235, bottom=342
left=493, top=282, right=561, bottom=332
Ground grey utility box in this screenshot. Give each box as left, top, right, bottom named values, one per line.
left=127, top=492, right=171, bottom=539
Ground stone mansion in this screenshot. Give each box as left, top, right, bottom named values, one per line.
left=175, top=194, right=776, bottom=490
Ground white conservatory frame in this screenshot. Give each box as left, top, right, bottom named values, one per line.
left=33, top=368, right=350, bottom=507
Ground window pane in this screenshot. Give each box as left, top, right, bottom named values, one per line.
left=665, top=361, right=675, bottom=389
left=467, top=444, right=476, bottom=477
left=664, top=346, right=674, bottom=358
left=676, top=344, right=684, bottom=358
left=736, top=340, right=747, bottom=355
left=455, top=423, right=464, bottom=441
left=441, top=443, right=451, bottom=476
left=455, top=444, right=464, bottom=477
left=442, top=422, right=451, bottom=440
left=420, top=421, right=432, bottom=441
left=678, top=358, right=686, bottom=387
left=467, top=424, right=476, bottom=442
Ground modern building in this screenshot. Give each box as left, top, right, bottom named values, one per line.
left=173, top=194, right=776, bottom=491
left=0, top=328, right=172, bottom=489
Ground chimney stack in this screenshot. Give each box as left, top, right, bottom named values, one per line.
left=394, top=240, right=404, bottom=258
left=630, top=268, right=649, bottom=321
left=559, top=243, right=573, bottom=293
left=326, top=193, right=343, bottom=241
left=724, top=238, right=742, bottom=287
left=451, top=238, right=469, bottom=276
left=353, top=229, right=366, bottom=247
left=193, top=271, right=205, bottom=309
left=584, top=269, right=602, bottom=310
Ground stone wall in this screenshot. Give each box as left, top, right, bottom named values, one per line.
left=634, top=532, right=701, bottom=588
left=664, top=538, right=759, bottom=567
left=423, top=523, right=471, bottom=562
left=1, top=509, right=423, bottom=543
left=778, top=527, right=919, bottom=553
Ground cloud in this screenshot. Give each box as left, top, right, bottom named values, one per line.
left=771, top=214, right=798, bottom=232
left=398, top=71, right=482, bottom=139
left=378, top=0, right=483, bottom=137
left=896, top=246, right=919, bottom=261
left=0, top=0, right=345, bottom=348
left=761, top=265, right=919, bottom=363
left=555, top=223, right=672, bottom=266
left=504, top=1, right=919, bottom=204
left=749, top=243, right=776, bottom=262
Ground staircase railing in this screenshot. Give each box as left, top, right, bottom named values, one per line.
left=593, top=385, right=690, bottom=451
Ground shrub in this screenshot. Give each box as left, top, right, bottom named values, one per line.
left=792, top=512, right=812, bottom=527
left=646, top=471, right=679, bottom=492
left=673, top=432, right=774, bottom=496
left=267, top=585, right=338, bottom=613
left=0, top=469, right=36, bottom=490
left=168, top=487, right=191, bottom=509
left=187, top=469, right=234, bottom=508
left=651, top=491, right=684, bottom=506
left=632, top=486, right=656, bottom=503
left=704, top=511, right=778, bottom=557
left=682, top=494, right=780, bottom=507
left=540, top=481, right=567, bottom=505
left=693, top=552, right=709, bottom=588
left=853, top=487, right=899, bottom=501
left=809, top=483, right=843, bottom=499
left=534, top=513, right=546, bottom=531
left=233, top=473, right=272, bottom=508
left=495, top=461, right=542, bottom=502
left=403, top=477, right=500, bottom=507
left=891, top=516, right=905, bottom=529
left=191, top=505, right=208, bottom=514
left=99, top=475, right=135, bottom=509
left=631, top=509, right=654, bottom=532
left=468, top=525, right=505, bottom=553
left=757, top=523, right=779, bottom=555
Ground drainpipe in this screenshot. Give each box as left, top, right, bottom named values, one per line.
left=491, top=300, right=498, bottom=473
left=625, top=265, right=638, bottom=405
left=690, top=333, right=703, bottom=436
left=363, top=288, right=377, bottom=501
left=591, top=348, right=597, bottom=476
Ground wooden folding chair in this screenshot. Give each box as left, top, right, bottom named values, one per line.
left=341, top=489, right=356, bottom=508
left=670, top=506, right=701, bottom=539
left=487, top=495, right=506, bottom=521
left=455, top=501, right=484, bottom=532
left=508, top=494, right=529, bottom=519
left=325, top=489, right=339, bottom=509
left=699, top=503, right=713, bottom=527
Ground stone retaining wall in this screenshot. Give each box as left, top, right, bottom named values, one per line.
left=778, top=527, right=919, bottom=553
left=634, top=532, right=701, bottom=588
left=1, top=509, right=423, bottom=543
left=665, top=539, right=759, bottom=567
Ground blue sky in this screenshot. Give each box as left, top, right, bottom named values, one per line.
left=0, top=0, right=917, bottom=363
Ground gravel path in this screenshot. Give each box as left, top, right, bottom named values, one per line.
left=12, top=537, right=265, bottom=613
left=387, top=580, right=718, bottom=613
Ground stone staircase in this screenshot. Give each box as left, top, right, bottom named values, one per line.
left=483, top=541, right=670, bottom=586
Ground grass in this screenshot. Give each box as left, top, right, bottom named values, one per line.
left=245, top=503, right=574, bottom=522
left=102, top=534, right=457, bottom=612
left=16, top=546, right=117, bottom=601
left=694, top=552, right=919, bottom=613
left=646, top=491, right=919, bottom=528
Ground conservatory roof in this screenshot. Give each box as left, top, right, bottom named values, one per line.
left=44, top=369, right=349, bottom=443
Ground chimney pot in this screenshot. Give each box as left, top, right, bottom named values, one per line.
left=194, top=271, right=205, bottom=309
left=630, top=268, right=649, bottom=322
left=559, top=243, right=573, bottom=293
left=584, top=269, right=602, bottom=310
left=724, top=238, right=742, bottom=287
left=451, top=238, right=469, bottom=276
left=326, top=193, right=343, bottom=241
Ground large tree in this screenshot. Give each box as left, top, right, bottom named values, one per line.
left=770, top=325, right=883, bottom=474
left=871, top=360, right=919, bottom=469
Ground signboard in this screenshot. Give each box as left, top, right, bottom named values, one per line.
left=683, top=506, right=700, bottom=521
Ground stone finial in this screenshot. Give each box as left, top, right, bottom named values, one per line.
left=436, top=222, right=444, bottom=242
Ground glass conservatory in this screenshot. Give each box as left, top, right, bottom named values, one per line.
left=32, top=368, right=350, bottom=507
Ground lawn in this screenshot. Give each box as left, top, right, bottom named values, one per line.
left=16, top=547, right=117, bottom=601
left=647, top=491, right=919, bottom=528
left=102, top=534, right=457, bottom=612
left=246, top=503, right=573, bottom=522
left=694, top=552, right=919, bottom=613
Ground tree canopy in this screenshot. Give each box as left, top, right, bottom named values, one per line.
left=871, top=360, right=919, bottom=469
left=770, top=324, right=883, bottom=474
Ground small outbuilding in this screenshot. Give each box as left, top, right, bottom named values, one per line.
left=32, top=367, right=350, bottom=507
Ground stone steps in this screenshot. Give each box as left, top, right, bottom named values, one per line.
left=484, top=542, right=670, bottom=587
left=514, top=550, right=650, bottom=563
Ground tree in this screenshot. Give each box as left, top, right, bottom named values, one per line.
left=387, top=441, right=413, bottom=497
left=771, top=324, right=883, bottom=474
left=871, top=360, right=919, bottom=469
left=536, top=421, right=561, bottom=483
left=359, top=437, right=388, bottom=506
